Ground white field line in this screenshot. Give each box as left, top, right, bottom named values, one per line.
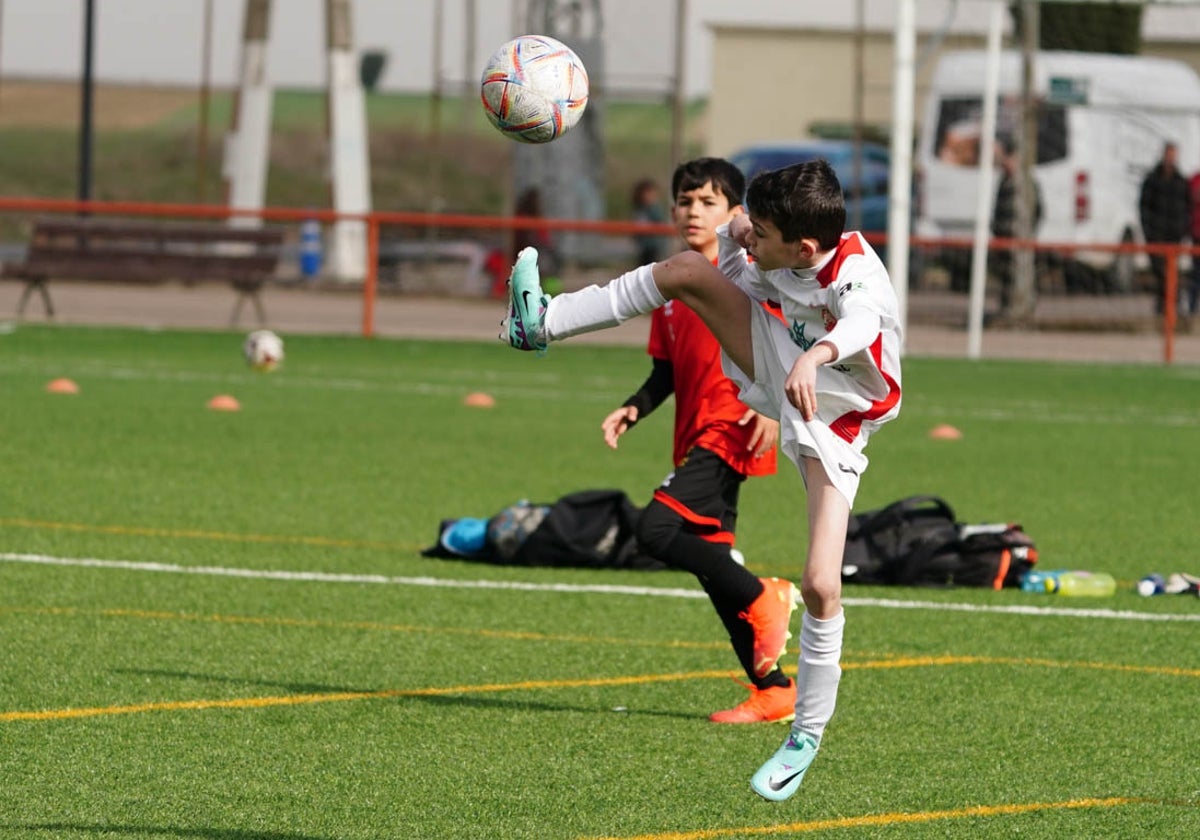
left=2, top=552, right=1197, bottom=623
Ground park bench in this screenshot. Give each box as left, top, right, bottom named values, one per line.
left=377, top=238, right=497, bottom=297
left=0, top=217, right=286, bottom=325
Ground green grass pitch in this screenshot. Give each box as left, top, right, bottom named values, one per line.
left=1, top=324, right=1198, bottom=839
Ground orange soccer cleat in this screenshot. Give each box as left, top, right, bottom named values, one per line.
left=709, top=680, right=796, bottom=724
left=739, top=576, right=798, bottom=679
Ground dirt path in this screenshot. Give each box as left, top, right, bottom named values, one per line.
left=2, top=279, right=1197, bottom=365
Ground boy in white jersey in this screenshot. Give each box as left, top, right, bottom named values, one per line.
left=503, top=159, right=902, bottom=801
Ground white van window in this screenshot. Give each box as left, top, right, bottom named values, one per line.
left=932, top=97, right=1068, bottom=166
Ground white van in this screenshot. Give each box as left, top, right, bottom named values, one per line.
left=915, top=50, right=1200, bottom=291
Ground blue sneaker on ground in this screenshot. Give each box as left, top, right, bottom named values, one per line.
left=504, top=246, right=548, bottom=352
left=750, top=731, right=819, bottom=801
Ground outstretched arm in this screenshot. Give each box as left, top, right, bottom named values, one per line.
left=602, top=357, right=674, bottom=449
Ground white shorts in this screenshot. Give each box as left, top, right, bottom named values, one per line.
left=721, top=303, right=871, bottom=507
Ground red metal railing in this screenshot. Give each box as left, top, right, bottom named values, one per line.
left=0, top=196, right=1189, bottom=362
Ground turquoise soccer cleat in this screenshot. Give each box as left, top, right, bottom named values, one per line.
left=504, top=247, right=549, bottom=352
left=750, top=731, right=819, bottom=801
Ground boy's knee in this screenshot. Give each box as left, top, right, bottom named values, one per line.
left=800, top=572, right=842, bottom=618
left=655, top=250, right=716, bottom=295
left=635, top=500, right=681, bottom=557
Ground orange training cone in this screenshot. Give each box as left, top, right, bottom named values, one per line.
left=463, top=391, right=496, bottom=408
left=46, top=378, right=80, bottom=394
left=928, top=424, right=963, bottom=441
left=207, top=394, right=241, bottom=412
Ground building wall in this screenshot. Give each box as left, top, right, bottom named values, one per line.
left=707, top=24, right=1200, bottom=157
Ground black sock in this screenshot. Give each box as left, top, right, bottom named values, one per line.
left=657, top=529, right=789, bottom=689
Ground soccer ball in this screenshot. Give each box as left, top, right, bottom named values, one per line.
left=480, top=35, right=589, bottom=144
left=243, top=329, right=284, bottom=372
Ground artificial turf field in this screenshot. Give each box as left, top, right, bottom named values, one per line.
left=1, top=324, right=1198, bottom=839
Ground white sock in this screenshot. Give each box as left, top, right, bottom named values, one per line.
left=792, top=610, right=845, bottom=745
left=543, top=264, right=665, bottom=341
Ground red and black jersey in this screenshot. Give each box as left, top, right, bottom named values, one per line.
left=647, top=299, right=777, bottom=477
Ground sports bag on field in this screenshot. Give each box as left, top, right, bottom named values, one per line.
left=841, top=495, right=1037, bottom=589
left=422, top=489, right=666, bottom=570
left=500, top=489, right=663, bottom=569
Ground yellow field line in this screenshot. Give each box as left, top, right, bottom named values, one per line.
left=3, top=606, right=1197, bottom=723
left=579, top=797, right=1168, bottom=840
left=0, top=605, right=729, bottom=652
left=6, top=606, right=1200, bottom=677
left=0, top=671, right=735, bottom=722
left=0, top=516, right=416, bottom=552
left=845, top=654, right=1200, bottom=679
left=1, top=648, right=1195, bottom=724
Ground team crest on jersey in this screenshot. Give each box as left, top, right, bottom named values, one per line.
left=789, top=320, right=816, bottom=351
left=821, top=308, right=837, bottom=331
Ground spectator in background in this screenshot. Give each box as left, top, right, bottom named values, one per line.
left=513, top=187, right=562, bottom=291
left=937, top=118, right=981, bottom=167
left=630, top=178, right=670, bottom=267
left=1139, top=142, right=1190, bottom=316
left=1188, top=167, right=1200, bottom=323
left=990, top=136, right=1041, bottom=317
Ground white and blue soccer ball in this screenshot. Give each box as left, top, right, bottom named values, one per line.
left=480, top=35, right=589, bottom=144
left=242, top=329, right=284, bottom=372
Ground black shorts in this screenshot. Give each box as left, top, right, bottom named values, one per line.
left=652, top=446, right=745, bottom=541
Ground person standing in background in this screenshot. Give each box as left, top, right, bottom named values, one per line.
left=1139, top=142, right=1190, bottom=317
left=990, top=136, right=1041, bottom=319
left=513, top=187, right=562, bottom=291
left=630, top=178, right=670, bottom=267
left=1187, top=166, right=1200, bottom=325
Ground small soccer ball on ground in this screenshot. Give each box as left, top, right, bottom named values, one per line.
left=480, top=34, right=589, bottom=144
left=243, top=329, right=284, bottom=372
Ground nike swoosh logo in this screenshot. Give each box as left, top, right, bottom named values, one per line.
left=837, top=464, right=859, bottom=475
left=521, top=290, right=534, bottom=311
left=769, top=767, right=804, bottom=791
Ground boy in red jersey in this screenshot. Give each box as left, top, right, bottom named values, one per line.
left=600, top=157, right=796, bottom=724
left=503, top=159, right=903, bottom=801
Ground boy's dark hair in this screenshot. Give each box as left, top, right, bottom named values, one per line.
left=746, top=159, right=846, bottom=250
left=671, top=157, right=746, bottom=207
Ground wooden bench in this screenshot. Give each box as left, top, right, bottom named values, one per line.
left=0, top=217, right=286, bottom=325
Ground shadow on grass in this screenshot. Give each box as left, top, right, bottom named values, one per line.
left=0, top=826, right=333, bottom=840
left=406, top=691, right=700, bottom=721
left=111, top=668, right=701, bottom=720
left=111, top=668, right=375, bottom=696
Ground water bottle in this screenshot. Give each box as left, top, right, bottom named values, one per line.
left=1137, top=574, right=1166, bottom=597
left=299, top=218, right=322, bottom=279
left=1050, top=571, right=1117, bottom=597
left=1020, top=569, right=1060, bottom=593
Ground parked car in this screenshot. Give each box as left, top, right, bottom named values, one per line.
left=727, top=140, right=892, bottom=243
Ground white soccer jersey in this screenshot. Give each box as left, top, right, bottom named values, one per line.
left=716, top=226, right=903, bottom=503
